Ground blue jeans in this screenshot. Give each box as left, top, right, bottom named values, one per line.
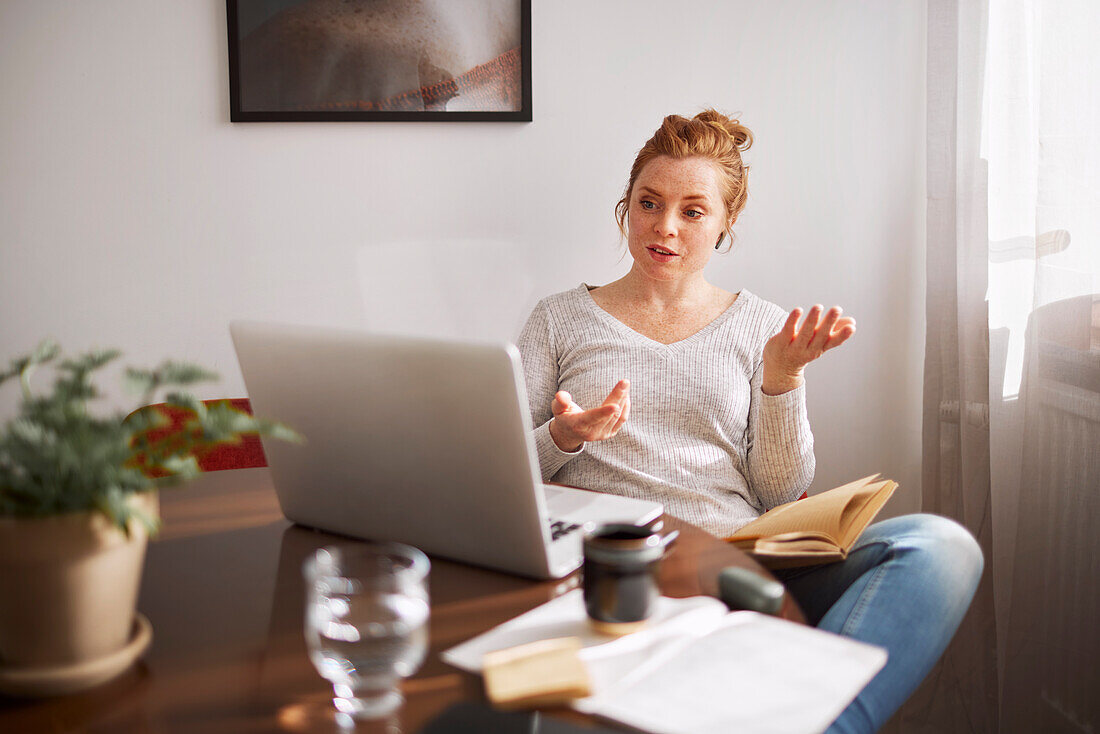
left=773, top=514, right=983, bottom=734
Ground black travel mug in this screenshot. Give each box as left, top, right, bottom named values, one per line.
left=582, top=523, right=675, bottom=636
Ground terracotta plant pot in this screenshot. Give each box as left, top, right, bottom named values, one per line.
left=0, top=492, right=157, bottom=670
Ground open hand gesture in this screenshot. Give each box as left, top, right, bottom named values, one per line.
left=548, top=379, right=630, bottom=452
left=762, top=305, right=856, bottom=395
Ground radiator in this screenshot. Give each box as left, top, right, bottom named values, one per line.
left=1001, top=342, right=1100, bottom=732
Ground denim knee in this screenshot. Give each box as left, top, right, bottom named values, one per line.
left=886, top=513, right=983, bottom=601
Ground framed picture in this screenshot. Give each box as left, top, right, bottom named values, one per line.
left=227, top=0, right=531, bottom=122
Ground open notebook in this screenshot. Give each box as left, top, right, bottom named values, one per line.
left=726, top=475, right=898, bottom=569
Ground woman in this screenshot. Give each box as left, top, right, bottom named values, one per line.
left=516, top=110, right=982, bottom=734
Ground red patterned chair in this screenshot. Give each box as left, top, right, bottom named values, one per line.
left=127, top=398, right=267, bottom=475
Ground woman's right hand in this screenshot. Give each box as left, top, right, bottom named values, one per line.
left=548, top=380, right=630, bottom=452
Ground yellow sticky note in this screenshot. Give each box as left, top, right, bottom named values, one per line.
left=482, top=637, right=591, bottom=709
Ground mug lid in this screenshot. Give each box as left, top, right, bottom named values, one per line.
left=583, top=523, right=667, bottom=563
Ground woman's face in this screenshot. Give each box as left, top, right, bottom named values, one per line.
left=626, top=156, right=729, bottom=284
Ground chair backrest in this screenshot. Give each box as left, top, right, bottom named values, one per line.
left=127, top=398, right=267, bottom=475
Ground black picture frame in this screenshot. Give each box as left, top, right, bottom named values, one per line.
left=226, top=0, right=532, bottom=122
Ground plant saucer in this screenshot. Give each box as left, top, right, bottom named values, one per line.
left=0, top=613, right=152, bottom=698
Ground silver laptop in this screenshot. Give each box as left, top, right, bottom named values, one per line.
left=229, top=320, right=663, bottom=579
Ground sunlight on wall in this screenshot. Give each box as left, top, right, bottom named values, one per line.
left=355, top=240, right=537, bottom=343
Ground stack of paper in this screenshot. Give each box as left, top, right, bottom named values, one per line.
left=442, top=590, right=886, bottom=734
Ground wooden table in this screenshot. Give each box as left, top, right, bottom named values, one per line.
left=1, top=468, right=803, bottom=733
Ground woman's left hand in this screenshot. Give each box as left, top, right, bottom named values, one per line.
left=762, top=305, right=856, bottom=395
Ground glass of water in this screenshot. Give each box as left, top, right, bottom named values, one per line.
left=303, top=542, right=431, bottom=721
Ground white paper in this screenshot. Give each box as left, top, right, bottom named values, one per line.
left=440, top=590, right=725, bottom=674
left=578, top=612, right=887, bottom=734
left=441, top=590, right=888, bottom=734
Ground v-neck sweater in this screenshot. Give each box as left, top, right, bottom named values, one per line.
left=516, top=284, right=815, bottom=537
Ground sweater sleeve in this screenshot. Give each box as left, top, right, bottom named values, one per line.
left=744, top=334, right=816, bottom=511
left=516, top=299, right=584, bottom=480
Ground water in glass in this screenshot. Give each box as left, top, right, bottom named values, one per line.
left=304, top=543, right=430, bottom=720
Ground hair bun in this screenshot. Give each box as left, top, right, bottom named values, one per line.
left=694, top=109, right=753, bottom=152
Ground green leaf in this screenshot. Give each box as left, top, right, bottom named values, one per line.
left=253, top=419, right=303, bottom=444
left=59, top=349, right=121, bottom=374
left=163, top=392, right=203, bottom=414
left=123, top=368, right=158, bottom=396
left=30, top=340, right=62, bottom=365
left=161, top=454, right=200, bottom=475
left=7, top=418, right=56, bottom=448
left=122, top=405, right=167, bottom=434
left=132, top=501, right=161, bottom=536
left=94, top=485, right=130, bottom=536
left=0, top=340, right=60, bottom=394
left=157, top=362, right=219, bottom=386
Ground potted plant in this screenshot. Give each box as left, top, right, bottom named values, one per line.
left=0, top=341, right=298, bottom=696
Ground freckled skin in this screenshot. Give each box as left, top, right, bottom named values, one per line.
left=588, top=156, right=738, bottom=345
left=239, top=0, right=521, bottom=111
left=625, top=156, right=728, bottom=287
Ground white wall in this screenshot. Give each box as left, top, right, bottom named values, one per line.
left=0, top=0, right=926, bottom=515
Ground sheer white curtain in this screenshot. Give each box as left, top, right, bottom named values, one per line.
left=913, top=0, right=1099, bottom=731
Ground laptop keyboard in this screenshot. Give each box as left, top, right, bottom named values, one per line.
left=549, top=519, right=583, bottom=541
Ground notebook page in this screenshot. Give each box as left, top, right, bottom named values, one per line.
left=577, top=612, right=887, bottom=734
left=727, top=475, right=884, bottom=543
left=837, top=481, right=897, bottom=547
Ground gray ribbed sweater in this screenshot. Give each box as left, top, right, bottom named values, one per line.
left=516, top=284, right=815, bottom=537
